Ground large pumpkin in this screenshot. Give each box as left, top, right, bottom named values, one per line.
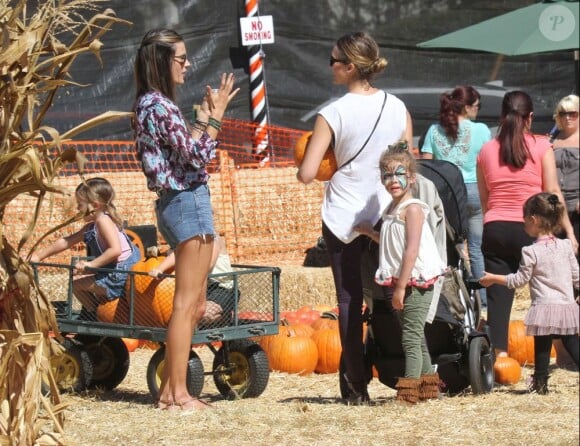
left=294, top=131, right=337, bottom=181
left=311, top=328, right=341, bottom=374
left=507, top=320, right=556, bottom=366
left=508, top=320, right=535, bottom=365
left=123, top=256, right=175, bottom=326
left=265, top=327, right=318, bottom=376
left=494, top=355, right=521, bottom=385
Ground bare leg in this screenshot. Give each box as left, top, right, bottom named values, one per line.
left=157, top=235, right=214, bottom=410
left=72, top=275, right=108, bottom=312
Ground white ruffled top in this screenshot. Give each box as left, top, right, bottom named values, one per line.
left=375, top=198, right=446, bottom=288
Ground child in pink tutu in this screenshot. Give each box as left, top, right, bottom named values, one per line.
left=480, top=192, right=579, bottom=394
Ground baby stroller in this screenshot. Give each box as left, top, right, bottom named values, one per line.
left=357, top=159, right=494, bottom=395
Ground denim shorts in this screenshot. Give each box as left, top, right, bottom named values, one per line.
left=94, top=245, right=141, bottom=300
left=155, top=183, right=215, bottom=249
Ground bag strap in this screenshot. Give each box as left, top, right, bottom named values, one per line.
left=339, top=91, right=388, bottom=170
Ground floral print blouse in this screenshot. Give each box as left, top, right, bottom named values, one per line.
left=134, top=91, right=218, bottom=192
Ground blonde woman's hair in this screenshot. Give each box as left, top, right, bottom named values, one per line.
left=553, top=94, right=579, bottom=130
left=76, top=177, right=124, bottom=229
left=335, top=32, right=388, bottom=83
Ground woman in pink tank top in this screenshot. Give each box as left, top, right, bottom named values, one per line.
left=476, top=90, right=577, bottom=360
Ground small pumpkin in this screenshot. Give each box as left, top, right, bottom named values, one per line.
left=294, top=131, right=337, bottom=181
left=494, top=355, right=521, bottom=385
left=122, top=338, right=139, bottom=352
left=295, top=305, right=321, bottom=325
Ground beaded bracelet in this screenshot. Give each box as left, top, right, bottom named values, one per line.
left=192, top=119, right=208, bottom=133
left=208, top=117, right=222, bottom=131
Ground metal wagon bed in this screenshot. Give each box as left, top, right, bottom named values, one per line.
left=33, top=260, right=280, bottom=401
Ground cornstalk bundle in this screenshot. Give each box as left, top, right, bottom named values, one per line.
left=0, top=1, right=130, bottom=444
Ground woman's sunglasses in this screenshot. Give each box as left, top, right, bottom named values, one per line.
left=329, top=56, right=348, bottom=66
left=173, top=54, right=188, bottom=66
left=558, top=111, right=579, bottom=119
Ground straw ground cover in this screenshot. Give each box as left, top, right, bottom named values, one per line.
left=55, top=276, right=578, bottom=446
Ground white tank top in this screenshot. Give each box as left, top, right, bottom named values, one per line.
left=319, top=91, right=408, bottom=243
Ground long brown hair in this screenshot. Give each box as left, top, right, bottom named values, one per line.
left=497, top=90, right=534, bottom=168
left=134, top=28, right=183, bottom=103
left=439, top=85, right=480, bottom=140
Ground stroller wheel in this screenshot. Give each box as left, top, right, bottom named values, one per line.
left=468, top=336, right=494, bottom=394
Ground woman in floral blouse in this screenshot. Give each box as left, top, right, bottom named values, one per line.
left=133, top=28, right=238, bottom=411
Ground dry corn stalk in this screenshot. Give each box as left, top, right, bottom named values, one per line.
left=0, top=331, right=68, bottom=446
left=0, top=1, right=131, bottom=444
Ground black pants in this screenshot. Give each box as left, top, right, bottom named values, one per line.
left=482, top=221, right=534, bottom=351
left=322, top=222, right=367, bottom=390
left=534, top=334, right=579, bottom=378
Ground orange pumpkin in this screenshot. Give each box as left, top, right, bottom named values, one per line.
left=508, top=320, right=535, bottom=365
left=494, top=356, right=521, bottom=385
left=123, top=256, right=175, bottom=326
left=311, top=328, right=341, bottom=374
left=311, top=311, right=339, bottom=331
left=294, top=131, right=337, bottom=181
left=122, top=337, right=139, bottom=352
left=289, top=322, right=315, bottom=338
left=96, top=295, right=131, bottom=324
left=269, top=334, right=318, bottom=376
left=96, top=298, right=120, bottom=323
left=295, top=306, right=321, bottom=325
left=507, top=320, right=555, bottom=365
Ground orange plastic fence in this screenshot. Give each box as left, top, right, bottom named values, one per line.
left=5, top=119, right=325, bottom=266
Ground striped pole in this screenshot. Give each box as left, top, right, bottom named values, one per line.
left=245, top=0, right=270, bottom=165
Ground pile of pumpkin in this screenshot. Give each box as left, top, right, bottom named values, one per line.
left=96, top=256, right=176, bottom=327
left=494, top=320, right=558, bottom=385
left=256, top=305, right=346, bottom=376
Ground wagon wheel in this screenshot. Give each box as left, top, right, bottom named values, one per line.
left=124, top=229, right=145, bottom=259
left=146, top=345, right=204, bottom=400
left=212, top=339, right=269, bottom=400
left=468, top=336, right=494, bottom=394
left=76, top=335, right=130, bottom=390
left=48, top=337, right=93, bottom=393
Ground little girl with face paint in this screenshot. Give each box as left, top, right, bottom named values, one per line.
left=355, top=141, right=446, bottom=404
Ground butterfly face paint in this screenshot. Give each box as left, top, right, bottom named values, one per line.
left=381, top=165, right=408, bottom=189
